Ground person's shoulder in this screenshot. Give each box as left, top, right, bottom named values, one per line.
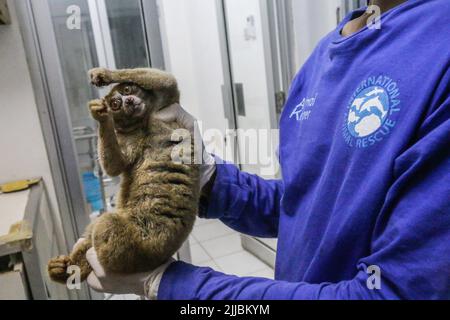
left=419, top=0, right=450, bottom=11
left=406, top=0, right=450, bottom=24
left=396, top=0, right=450, bottom=51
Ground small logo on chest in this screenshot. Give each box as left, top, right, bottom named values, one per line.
left=289, top=94, right=318, bottom=122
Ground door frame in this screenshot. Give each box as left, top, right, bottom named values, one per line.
left=268, top=0, right=297, bottom=100
left=141, top=0, right=165, bottom=69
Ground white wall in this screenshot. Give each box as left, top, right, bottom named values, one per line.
left=158, top=0, right=201, bottom=118
left=292, top=0, right=341, bottom=68
left=225, top=0, right=278, bottom=176
left=226, top=0, right=272, bottom=131
left=158, top=0, right=229, bottom=144
left=0, top=0, right=60, bottom=225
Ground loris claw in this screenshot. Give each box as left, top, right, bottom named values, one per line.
left=89, top=67, right=113, bottom=87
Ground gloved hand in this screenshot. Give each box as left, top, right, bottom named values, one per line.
left=85, top=244, right=175, bottom=299
left=154, top=104, right=216, bottom=189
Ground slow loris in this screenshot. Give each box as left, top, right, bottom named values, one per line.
left=48, top=68, right=199, bottom=284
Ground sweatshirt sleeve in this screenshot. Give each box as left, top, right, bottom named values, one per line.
left=200, top=159, right=284, bottom=238
left=159, top=100, right=450, bottom=300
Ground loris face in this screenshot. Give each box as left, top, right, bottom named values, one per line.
left=105, top=83, right=151, bottom=132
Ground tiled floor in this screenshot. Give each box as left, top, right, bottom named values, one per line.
left=110, top=218, right=274, bottom=300
left=189, top=218, right=274, bottom=278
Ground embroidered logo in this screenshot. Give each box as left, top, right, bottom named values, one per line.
left=343, top=76, right=401, bottom=148
left=289, top=94, right=318, bottom=122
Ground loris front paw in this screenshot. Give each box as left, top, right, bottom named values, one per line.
left=89, top=99, right=110, bottom=122
left=89, top=67, right=113, bottom=87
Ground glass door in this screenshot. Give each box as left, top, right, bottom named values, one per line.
left=220, top=0, right=286, bottom=266
left=46, top=0, right=152, bottom=222
left=222, top=0, right=280, bottom=179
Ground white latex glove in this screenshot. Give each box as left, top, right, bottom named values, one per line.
left=85, top=246, right=174, bottom=300
left=154, top=104, right=216, bottom=189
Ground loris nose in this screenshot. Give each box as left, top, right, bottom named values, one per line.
left=125, top=97, right=134, bottom=105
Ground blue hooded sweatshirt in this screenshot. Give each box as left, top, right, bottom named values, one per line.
left=159, top=0, right=450, bottom=300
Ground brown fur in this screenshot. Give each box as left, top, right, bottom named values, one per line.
left=48, top=68, right=199, bottom=284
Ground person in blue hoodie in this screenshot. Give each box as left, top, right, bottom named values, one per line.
left=85, top=0, right=450, bottom=300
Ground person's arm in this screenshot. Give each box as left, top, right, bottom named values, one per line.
left=158, top=98, right=450, bottom=300
left=200, top=159, right=283, bottom=238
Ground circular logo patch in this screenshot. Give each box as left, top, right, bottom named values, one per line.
left=343, top=76, right=401, bottom=148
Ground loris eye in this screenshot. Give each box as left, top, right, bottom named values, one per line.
left=111, top=99, right=122, bottom=111
left=123, top=86, right=132, bottom=95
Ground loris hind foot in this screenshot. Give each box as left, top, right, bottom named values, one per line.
left=48, top=239, right=93, bottom=284
left=48, top=255, right=72, bottom=284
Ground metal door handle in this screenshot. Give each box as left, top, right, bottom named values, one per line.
left=234, top=83, right=246, bottom=117
left=221, top=84, right=234, bottom=122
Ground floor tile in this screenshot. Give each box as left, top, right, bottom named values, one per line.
left=214, top=251, right=268, bottom=277
left=201, top=233, right=243, bottom=259
left=190, top=243, right=211, bottom=264
left=189, top=234, right=198, bottom=245
left=193, top=220, right=234, bottom=242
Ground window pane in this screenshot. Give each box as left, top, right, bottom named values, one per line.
left=48, top=0, right=98, bottom=129
left=105, top=0, right=149, bottom=68
left=48, top=0, right=104, bottom=214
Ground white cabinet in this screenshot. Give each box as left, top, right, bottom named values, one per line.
left=0, top=182, right=72, bottom=300
left=0, top=263, right=28, bottom=300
